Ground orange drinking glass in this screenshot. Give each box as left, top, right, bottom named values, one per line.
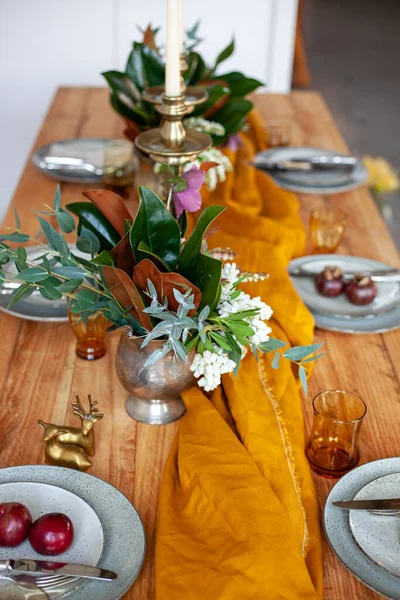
left=309, top=207, right=348, bottom=253
left=306, top=390, right=367, bottom=478
left=68, top=308, right=109, bottom=360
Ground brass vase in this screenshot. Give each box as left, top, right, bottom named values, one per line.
left=115, top=329, right=195, bottom=425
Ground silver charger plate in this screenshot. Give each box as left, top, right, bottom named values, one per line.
left=254, top=147, right=368, bottom=194
left=32, top=138, right=134, bottom=184
left=324, top=458, right=400, bottom=599
left=0, top=466, right=146, bottom=600
left=289, top=254, right=400, bottom=334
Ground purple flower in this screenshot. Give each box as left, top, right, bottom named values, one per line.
left=224, top=133, right=242, bottom=152
left=173, top=166, right=205, bottom=217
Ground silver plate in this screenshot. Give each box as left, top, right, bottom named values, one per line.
left=32, top=138, right=134, bottom=184
left=0, top=466, right=146, bottom=600
left=254, top=147, right=368, bottom=194
left=324, top=458, right=400, bottom=599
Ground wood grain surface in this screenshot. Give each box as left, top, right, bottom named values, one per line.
left=1, top=88, right=399, bottom=599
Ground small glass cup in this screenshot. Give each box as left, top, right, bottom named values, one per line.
left=266, top=120, right=291, bottom=148
left=68, top=308, right=109, bottom=360
left=309, top=207, right=348, bottom=253
left=306, top=390, right=367, bottom=478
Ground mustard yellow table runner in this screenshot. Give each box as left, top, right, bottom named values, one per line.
left=155, top=112, right=323, bottom=599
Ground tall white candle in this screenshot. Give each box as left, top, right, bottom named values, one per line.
left=178, top=0, right=183, bottom=53
left=165, top=0, right=181, bottom=97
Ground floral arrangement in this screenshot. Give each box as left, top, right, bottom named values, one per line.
left=0, top=172, right=323, bottom=393
left=102, top=22, right=263, bottom=146
left=363, top=156, right=399, bottom=195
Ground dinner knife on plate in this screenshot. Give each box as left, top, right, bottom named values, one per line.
left=0, top=559, right=117, bottom=581
left=333, top=499, right=400, bottom=511
left=288, top=266, right=400, bottom=283
left=254, top=155, right=358, bottom=172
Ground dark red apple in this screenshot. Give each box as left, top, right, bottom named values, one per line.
left=29, top=513, right=74, bottom=556
left=315, top=266, right=345, bottom=297
left=345, top=274, right=377, bottom=305
left=0, top=502, right=32, bottom=547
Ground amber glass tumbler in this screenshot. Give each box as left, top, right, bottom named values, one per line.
left=68, top=308, right=109, bottom=360
left=306, top=390, right=367, bottom=478
left=309, top=207, right=348, bottom=253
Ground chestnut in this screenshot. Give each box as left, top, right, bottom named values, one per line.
left=345, top=274, right=377, bottom=305
left=315, top=266, right=345, bottom=297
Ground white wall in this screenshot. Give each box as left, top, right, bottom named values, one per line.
left=0, top=0, right=298, bottom=218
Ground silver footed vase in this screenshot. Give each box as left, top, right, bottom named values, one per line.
left=115, top=329, right=195, bottom=425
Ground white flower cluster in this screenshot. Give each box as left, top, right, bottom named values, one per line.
left=218, top=262, right=273, bottom=346
left=184, top=148, right=233, bottom=192
left=190, top=346, right=236, bottom=392
left=183, top=117, right=226, bottom=136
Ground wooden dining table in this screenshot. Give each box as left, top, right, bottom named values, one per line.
left=1, top=88, right=399, bottom=599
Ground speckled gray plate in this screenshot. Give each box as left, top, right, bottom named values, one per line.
left=324, top=458, right=400, bottom=599
left=254, top=147, right=368, bottom=194
left=0, top=466, right=146, bottom=600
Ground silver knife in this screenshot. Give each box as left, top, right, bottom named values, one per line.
left=288, top=267, right=400, bottom=283
left=254, top=156, right=358, bottom=172
left=333, top=499, right=400, bottom=511
left=0, top=559, right=117, bottom=581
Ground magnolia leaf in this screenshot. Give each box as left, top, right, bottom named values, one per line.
left=130, top=186, right=181, bottom=269
left=103, top=266, right=152, bottom=330
left=212, top=38, right=235, bottom=73
left=199, top=161, right=220, bottom=172
left=136, top=241, right=172, bottom=272
left=66, top=202, right=121, bottom=251
left=284, top=343, right=324, bottom=362
left=133, top=259, right=201, bottom=314
left=110, top=232, right=135, bottom=274
left=218, top=71, right=263, bottom=96
left=90, top=250, right=114, bottom=266
left=82, top=190, right=132, bottom=238
left=299, top=365, right=308, bottom=395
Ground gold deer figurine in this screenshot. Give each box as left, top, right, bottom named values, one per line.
left=38, top=393, right=103, bottom=471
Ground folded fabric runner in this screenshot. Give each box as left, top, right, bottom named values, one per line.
left=155, top=112, right=323, bottom=599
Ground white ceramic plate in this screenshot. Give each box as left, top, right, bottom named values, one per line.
left=0, top=481, right=104, bottom=565
left=0, top=466, right=146, bottom=600
left=350, top=473, right=400, bottom=579
left=324, top=458, right=400, bottom=599
left=254, top=147, right=368, bottom=194
left=289, top=254, right=400, bottom=318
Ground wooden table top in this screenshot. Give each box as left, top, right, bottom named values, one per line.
left=1, top=88, right=399, bottom=600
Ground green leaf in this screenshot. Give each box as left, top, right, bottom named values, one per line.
left=76, top=288, right=98, bottom=310
left=52, top=266, right=87, bottom=279
left=66, top=202, right=121, bottom=251
left=300, top=352, right=326, bottom=364
left=42, top=255, right=51, bottom=275
left=136, top=241, right=172, bottom=272
left=76, top=225, right=100, bottom=255
left=251, top=344, right=259, bottom=363
left=53, top=185, right=61, bottom=213
left=0, top=269, right=5, bottom=284
left=230, top=289, right=241, bottom=300
left=56, top=279, right=83, bottom=294
left=227, top=320, right=255, bottom=338
left=218, top=71, right=263, bottom=96
left=272, top=352, right=280, bottom=370
left=258, top=338, right=287, bottom=353
left=90, top=251, right=114, bottom=266
left=56, top=209, right=75, bottom=234
left=191, top=83, right=230, bottom=118
left=213, top=39, right=235, bottom=73
left=284, top=343, right=324, bottom=362
left=210, top=331, right=232, bottom=352
left=211, top=97, right=254, bottom=143
left=299, top=365, right=308, bottom=395
left=40, top=276, right=63, bottom=300
left=16, top=247, right=27, bottom=270
left=125, top=43, right=145, bottom=91
left=185, top=51, right=207, bottom=85
left=14, top=206, right=21, bottom=230
left=7, top=283, right=34, bottom=308
left=130, top=186, right=181, bottom=269
left=15, top=266, right=49, bottom=283
left=141, top=44, right=165, bottom=87
left=179, top=205, right=225, bottom=307
left=38, top=216, right=70, bottom=257
left=0, top=232, right=30, bottom=243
